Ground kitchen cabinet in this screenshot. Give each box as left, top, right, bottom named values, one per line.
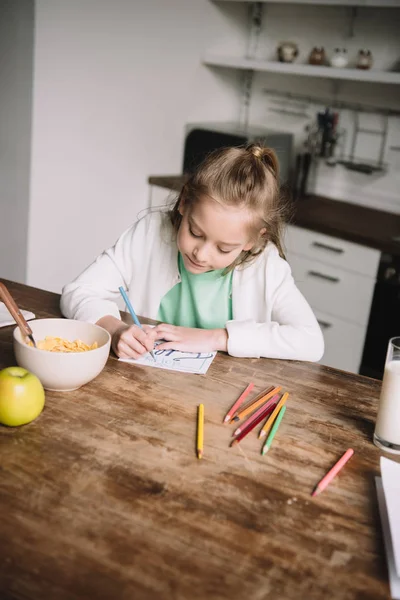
left=285, top=224, right=380, bottom=372
left=313, top=308, right=367, bottom=373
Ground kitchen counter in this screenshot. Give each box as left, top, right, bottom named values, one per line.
left=148, top=175, right=400, bottom=256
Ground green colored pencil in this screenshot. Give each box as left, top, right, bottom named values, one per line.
left=261, top=405, right=287, bottom=455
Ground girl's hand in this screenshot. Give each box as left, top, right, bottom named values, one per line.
left=112, top=323, right=158, bottom=359
left=154, top=324, right=228, bottom=353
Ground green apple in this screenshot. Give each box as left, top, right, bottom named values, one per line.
left=0, top=366, right=45, bottom=426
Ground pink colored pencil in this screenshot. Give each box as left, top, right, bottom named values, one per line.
left=233, top=394, right=280, bottom=436
left=223, top=382, right=254, bottom=423
left=312, top=448, right=354, bottom=497
left=230, top=401, right=278, bottom=446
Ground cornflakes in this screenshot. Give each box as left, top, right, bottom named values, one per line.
left=27, top=336, right=98, bottom=353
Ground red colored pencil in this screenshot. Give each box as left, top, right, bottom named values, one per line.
left=223, top=382, right=254, bottom=423
left=230, top=400, right=278, bottom=446
left=233, top=394, right=280, bottom=436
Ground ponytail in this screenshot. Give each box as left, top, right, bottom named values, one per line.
left=247, top=143, right=280, bottom=180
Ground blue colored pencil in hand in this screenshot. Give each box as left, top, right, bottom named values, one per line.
left=118, top=286, right=156, bottom=362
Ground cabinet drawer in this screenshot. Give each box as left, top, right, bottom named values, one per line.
left=288, top=253, right=375, bottom=326
left=314, top=309, right=366, bottom=373
left=285, top=225, right=380, bottom=279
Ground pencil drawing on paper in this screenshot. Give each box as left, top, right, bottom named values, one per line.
left=119, top=346, right=217, bottom=375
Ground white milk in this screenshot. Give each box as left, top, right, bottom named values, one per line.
left=375, top=360, right=400, bottom=446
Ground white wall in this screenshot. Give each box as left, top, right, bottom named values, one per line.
left=0, top=0, right=33, bottom=283
left=27, top=0, right=242, bottom=293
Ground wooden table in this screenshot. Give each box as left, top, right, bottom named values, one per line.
left=0, top=280, right=395, bottom=600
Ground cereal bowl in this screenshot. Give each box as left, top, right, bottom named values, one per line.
left=13, top=318, right=111, bottom=391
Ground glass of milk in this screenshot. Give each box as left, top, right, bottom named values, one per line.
left=374, top=337, right=400, bottom=454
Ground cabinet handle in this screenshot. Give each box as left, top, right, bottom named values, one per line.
left=312, top=241, right=344, bottom=254
left=308, top=270, right=340, bottom=283
left=317, top=320, right=332, bottom=330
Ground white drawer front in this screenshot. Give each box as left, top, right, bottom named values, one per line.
left=288, top=253, right=375, bottom=326
left=314, top=309, right=366, bottom=373
left=285, top=225, right=380, bottom=279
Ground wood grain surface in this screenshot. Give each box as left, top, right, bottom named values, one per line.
left=0, top=279, right=396, bottom=600
left=148, top=174, right=400, bottom=256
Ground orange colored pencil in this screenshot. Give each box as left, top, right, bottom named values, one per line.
left=231, top=385, right=275, bottom=423
left=258, top=392, right=289, bottom=439
left=230, top=386, right=274, bottom=422
left=230, top=385, right=274, bottom=421
left=223, top=382, right=254, bottom=423
left=233, top=386, right=281, bottom=422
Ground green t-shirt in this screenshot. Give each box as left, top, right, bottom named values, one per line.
left=157, top=253, right=233, bottom=329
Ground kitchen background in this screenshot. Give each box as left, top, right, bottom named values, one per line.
left=1, top=0, right=400, bottom=377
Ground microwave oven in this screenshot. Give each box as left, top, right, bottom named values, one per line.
left=182, top=122, right=293, bottom=184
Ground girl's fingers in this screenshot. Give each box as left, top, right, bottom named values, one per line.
left=123, top=326, right=155, bottom=353
left=155, top=323, right=177, bottom=336
left=139, top=335, right=156, bottom=353
left=154, top=326, right=180, bottom=342
left=145, top=328, right=159, bottom=343
left=156, top=342, right=180, bottom=351
left=134, top=325, right=157, bottom=350
left=120, top=332, right=149, bottom=356
left=139, top=331, right=157, bottom=352
left=128, top=326, right=149, bottom=346
left=117, top=340, right=142, bottom=359
left=142, top=325, right=157, bottom=339
left=156, top=334, right=180, bottom=343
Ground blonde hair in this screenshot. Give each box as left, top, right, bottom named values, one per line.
left=169, top=143, right=289, bottom=271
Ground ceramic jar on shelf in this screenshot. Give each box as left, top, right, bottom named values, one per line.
left=330, top=48, right=348, bottom=69
left=277, top=41, right=299, bottom=63
left=308, top=47, right=326, bottom=66
left=357, top=49, right=373, bottom=70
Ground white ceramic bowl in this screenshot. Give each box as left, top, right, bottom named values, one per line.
left=13, top=318, right=111, bottom=391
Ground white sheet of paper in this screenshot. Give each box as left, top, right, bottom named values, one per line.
left=381, top=457, right=400, bottom=577
left=376, top=476, right=400, bottom=599
left=0, top=302, right=35, bottom=328
left=120, top=347, right=217, bottom=375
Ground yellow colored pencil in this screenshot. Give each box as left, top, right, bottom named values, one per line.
left=197, top=404, right=204, bottom=459
left=258, top=392, right=289, bottom=439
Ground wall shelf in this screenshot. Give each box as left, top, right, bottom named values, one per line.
left=203, top=55, right=400, bottom=85
left=213, top=1, right=400, bottom=7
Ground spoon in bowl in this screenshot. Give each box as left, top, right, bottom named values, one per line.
left=0, top=282, right=37, bottom=348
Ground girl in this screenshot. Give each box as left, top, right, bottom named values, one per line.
left=61, top=145, right=324, bottom=362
